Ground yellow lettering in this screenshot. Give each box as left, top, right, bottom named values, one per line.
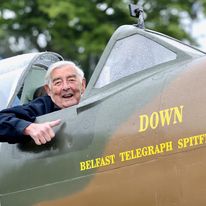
left=110, top=154, right=116, bottom=164
left=80, top=162, right=86, bottom=171
left=173, top=105, right=184, bottom=124
left=183, top=137, right=190, bottom=148
left=147, top=146, right=155, bottom=155
left=142, top=147, right=148, bottom=156
left=150, top=112, right=159, bottom=130
left=159, top=108, right=173, bottom=127
left=100, top=158, right=106, bottom=167
left=178, top=134, right=206, bottom=150
left=154, top=144, right=161, bottom=153
left=178, top=138, right=184, bottom=149
left=139, top=114, right=149, bottom=132
left=136, top=148, right=142, bottom=158
left=125, top=151, right=132, bottom=161
left=85, top=160, right=92, bottom=170
left=166, top=141, right=173, bottom=151
left=199, top=134, right=204, bottom=145
left=80, top=154, right=116, bottom=171
left=159, top=143, right=166, bottom=153
left=119, top=141, right=173, bottom=163
left=139, top=105, right=184, bottom=133
left=95, top=158, right=101, bottom=167
left=192, top=135, right=200, bottom=146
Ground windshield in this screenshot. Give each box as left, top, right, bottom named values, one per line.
left=0, top=53, right=38, bottom=110
left=95, top=34, right=176, bottom=88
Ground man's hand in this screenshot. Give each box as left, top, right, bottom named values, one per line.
left=24, top=119, right=61, bottom=145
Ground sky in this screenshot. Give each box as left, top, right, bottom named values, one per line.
left=192, top=18, right=206, bottom=52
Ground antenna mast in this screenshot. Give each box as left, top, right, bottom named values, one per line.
left=129, top=1, right=145, bottom=29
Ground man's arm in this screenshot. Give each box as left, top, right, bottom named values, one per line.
left=0, top=95, right=61, bottom=144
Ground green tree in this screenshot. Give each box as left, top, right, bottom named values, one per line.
left=0, top=0, right=205, bottom=78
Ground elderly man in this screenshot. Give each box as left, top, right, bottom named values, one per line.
left=0, top=61, right=86, bottom=145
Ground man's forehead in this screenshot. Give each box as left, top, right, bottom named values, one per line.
left=52, top=74, right=77, bottom=82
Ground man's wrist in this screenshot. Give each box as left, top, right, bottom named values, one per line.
left=23, top=123, right=33, bottom=136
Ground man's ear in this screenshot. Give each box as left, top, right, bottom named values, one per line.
left=44, top=85, right=51, bottom=96
left=81, top=78, right=86, bottom=94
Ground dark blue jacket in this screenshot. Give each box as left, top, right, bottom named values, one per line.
left=0, top=95, right=60, bottom=143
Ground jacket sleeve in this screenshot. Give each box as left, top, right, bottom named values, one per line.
left=0, top=96, right=53, bottom=143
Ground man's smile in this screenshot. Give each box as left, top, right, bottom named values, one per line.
left=62, top=93, right=74, bottom=99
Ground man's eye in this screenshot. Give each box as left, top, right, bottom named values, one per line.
left=54, top=81, right=61, bottom=86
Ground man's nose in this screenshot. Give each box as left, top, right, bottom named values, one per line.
left=62, top=81, right=70, bottom=90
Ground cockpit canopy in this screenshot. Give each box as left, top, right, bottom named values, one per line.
left=0, top=52, right=63, bottom=110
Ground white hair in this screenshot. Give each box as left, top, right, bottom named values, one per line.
left=45, top=60, right=84, bottom=85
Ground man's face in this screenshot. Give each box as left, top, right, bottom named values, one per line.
left=45, top=65, right=86, bottom=109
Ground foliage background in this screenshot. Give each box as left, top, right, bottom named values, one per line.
left=0, top=0, right=205, bottom=79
